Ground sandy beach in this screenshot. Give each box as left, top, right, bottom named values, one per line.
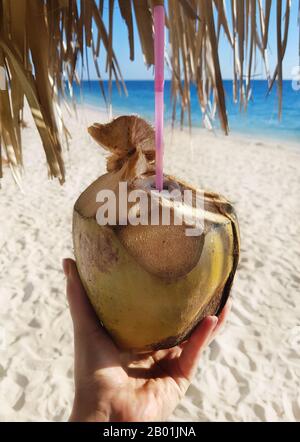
left=0, top=105, right=299, bottom=422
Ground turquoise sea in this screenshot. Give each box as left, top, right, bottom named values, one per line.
left=73, top=80, right=300, bottom=143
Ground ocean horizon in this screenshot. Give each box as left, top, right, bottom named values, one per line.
left=73, top=79, right=300, bottom=144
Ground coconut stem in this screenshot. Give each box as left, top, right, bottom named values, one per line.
left=154, top=4, right=165, bottom=191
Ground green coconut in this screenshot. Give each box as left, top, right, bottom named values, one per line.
left=73, top=116, right=240, bottom=352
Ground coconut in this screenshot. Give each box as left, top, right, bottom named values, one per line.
left=73, top=116, right=240, bottom=352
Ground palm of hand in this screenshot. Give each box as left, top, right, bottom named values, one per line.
left=64, top=258, right=230, bottom=422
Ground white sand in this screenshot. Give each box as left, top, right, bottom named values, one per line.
left=0, top=105, right=299, bottom=422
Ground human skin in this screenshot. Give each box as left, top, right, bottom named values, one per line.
left=63, top=258, right=232, bottom=422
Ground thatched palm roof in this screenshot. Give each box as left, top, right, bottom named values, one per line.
left=0, top=0, right=298, bottom=183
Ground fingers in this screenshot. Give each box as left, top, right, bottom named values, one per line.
left=63, top=258, right=102, bottom=337
left=64, top=258, right=123, bottom=373
left=178, top=316, right=218, bottom=381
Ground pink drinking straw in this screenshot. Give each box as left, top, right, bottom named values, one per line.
left=154, top=5, right=165, bottom=191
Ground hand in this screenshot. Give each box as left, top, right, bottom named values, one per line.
left=63, top=258, right=232, bottom=422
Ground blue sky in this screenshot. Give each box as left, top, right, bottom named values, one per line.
left=84, top=0, right=299, bottom=80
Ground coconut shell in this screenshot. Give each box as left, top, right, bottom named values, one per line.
left=73, top=116, right=240, bottom=351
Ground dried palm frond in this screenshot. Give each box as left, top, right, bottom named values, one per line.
left=0, top=0, right=297, bottom=184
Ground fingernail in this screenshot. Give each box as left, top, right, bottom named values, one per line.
left=62, top=259, right=70, bottom=277
left=210, top=315, right=218, bottom=327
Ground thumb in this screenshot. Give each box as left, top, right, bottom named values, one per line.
left=178, top=316, right=218, bottom=381
left=63, top=258, right=100, bottom=336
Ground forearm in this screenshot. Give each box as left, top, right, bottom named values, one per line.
left=69, top=391, right=111, bottom=422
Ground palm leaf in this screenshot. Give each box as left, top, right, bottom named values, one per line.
left=0, top=0, right=298, bottom=184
